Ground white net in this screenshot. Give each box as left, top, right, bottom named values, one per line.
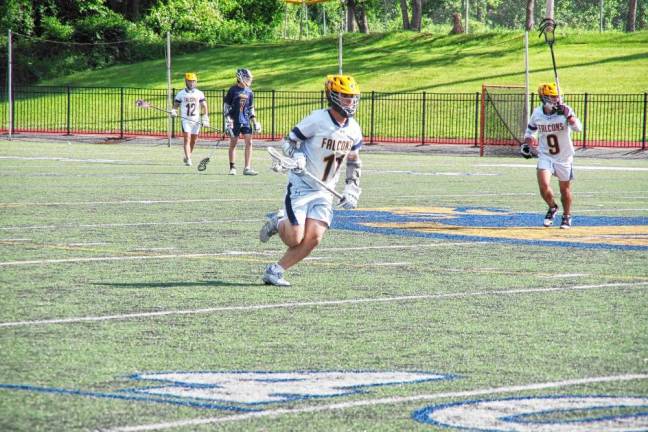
left=480, top=84, right=528, bottom=156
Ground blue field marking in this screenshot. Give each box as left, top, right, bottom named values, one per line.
left=127, top=369, right=458, bottom=406
left=332, top=207, right=648, bottom=251
left=412, top=394, right=648, bottom=431
left=0, top=383, right=257, bottom=412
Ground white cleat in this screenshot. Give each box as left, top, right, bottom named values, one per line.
left=229, top=167, right=237, bottom=175
left=560, top=215, right=572, bottom=229
left=243, top=167, right=258, bottom=176
left=259, top=210, right=284, bottom=243
left=543, top=205, right=559, bottom=227
left=186, top=158, right=192, bottom=167
left=262, top=264, right=290, bottom=286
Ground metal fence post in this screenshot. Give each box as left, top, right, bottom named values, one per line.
left=473, top=92, right=480, bottom=146
left=642, top=92, right=647, bottom=150
left=66, top=86, right=71, bottom=135
left=320, top=90, right=325, bottom=109
left=171, top=87, right=177, bottom=139
left=420, top=91, right=427, bottom=145
left=582, top=93, right=588, bottom=148
left=271, top=89, right=276, bottom=140
left=370, top=91, right=375, bottom=144
left=119, top=87, right=124, bottom=138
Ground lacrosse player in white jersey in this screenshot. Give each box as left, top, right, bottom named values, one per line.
left=171, top=72, right=209, bottom=166
left=522, top=83, right=582, bottom=229
left=259, top=74, right=364, bottom=286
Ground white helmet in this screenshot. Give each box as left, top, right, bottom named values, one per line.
left=236, top=68, right=253, bottom=87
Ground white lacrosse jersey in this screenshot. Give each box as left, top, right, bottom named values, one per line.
left=525, top=105, right=582, bottom=162
left=288, top=109, right=364, bottom=192
left=174, top=88, right=206, bottom=121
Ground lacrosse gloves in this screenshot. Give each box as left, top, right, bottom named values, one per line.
left=225, top=117, right=235, bottom=137
left=252, top=118, right=262, bottom=133
left=170, top=108, right=178, bottom=117
left=556, top=103, right=573, bottom=119
left=520, top=143, right=533, bottom=159
left=292, top=153, right=307, bottom=175
left=201, top=114, right=210, bottom=128
left=340, top=183, right=361, bottom=209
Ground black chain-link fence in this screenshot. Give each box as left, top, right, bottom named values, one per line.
left=1, top=86, right=646, bottom=149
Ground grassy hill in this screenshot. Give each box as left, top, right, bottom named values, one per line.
left=42, top=30, right=648, bottom=94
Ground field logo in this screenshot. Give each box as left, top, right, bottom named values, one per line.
left=333, top=206, right=648, bottom=250
left=128, top=370, right=452, bottom=405
left=0, top=370, right=453, bottom=411
left=413, top=395, right=648, bottom=431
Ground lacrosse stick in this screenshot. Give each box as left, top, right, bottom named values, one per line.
left=135, top=99, right=222, bottom=133
left=539, top=18, right=561, bottom=95
left=267, top=146, right=343, bottom=200
left=197, top=133, right=227, bottom=172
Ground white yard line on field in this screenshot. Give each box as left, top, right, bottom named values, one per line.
left=0, top=155, right=136, bottom=164
left=0, top=242, right=482, bottom=267
left=0, top=219, right=261, bottom=231
left=476, top=163, right=648, bottom=172
left=1, top=282, right=646, bottom=329
left=0, top=198, right=274, bottom=207
left=106, top=373, right=648, bottom=432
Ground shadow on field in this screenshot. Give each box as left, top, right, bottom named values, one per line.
left=94, top=280, right=262, bottom=288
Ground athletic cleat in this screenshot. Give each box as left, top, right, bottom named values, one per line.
left=229, top=167, right=237, bottom=175
left=543, top=205, right=559, bottom=227
left=259, top=210, right=284, bottom=243
left=262, top=264, right=290, bottom=286
left=560, top=215, right=572, bottom=229
left=185, top=158, right=192, bottom=167
left=243, top=167, right=258, bottom=176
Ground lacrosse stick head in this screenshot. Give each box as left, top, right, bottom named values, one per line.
left=135, top=99, right=152, bottom=109
left=197, top=158, right=210, bottom=172
left=539, top=18, right=556, bottom=45
left=267, top=146, right=295, bottom=173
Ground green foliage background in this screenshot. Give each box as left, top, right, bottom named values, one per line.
left=0, top=0, right=646, bottom=85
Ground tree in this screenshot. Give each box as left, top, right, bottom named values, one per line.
left=411, top=0, right=423, bottom=31
left=627, top=0, right=637, bottom=30
left=400, top=0, right=411, bottom=29
left=526, top=0, right=535, bottom=30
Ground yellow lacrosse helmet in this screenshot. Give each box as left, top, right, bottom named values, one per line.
left=185, top=72, right=197, bottom=81
left=325, top=75, right=361, bottom=118
left=538, top=83, right=559, bottom=98
left=325, top=74, right=360, bottom=96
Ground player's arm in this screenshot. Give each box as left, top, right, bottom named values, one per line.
left=521, top=117, right=538, bottom=158
left=171, top=95, right=181, bottom=117
left=340, top=149, right=362, bottom=209
left=223, top=91, right=234, bottom=136
left=200, top=98, right=210, bottom=127
left=248, top=93, right=261, bottom=132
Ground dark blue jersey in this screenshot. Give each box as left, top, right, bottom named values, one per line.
left=224, top=85, right=255, bottom=126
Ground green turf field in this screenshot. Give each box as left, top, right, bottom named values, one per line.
left=1, top=139, right=647, bottom=431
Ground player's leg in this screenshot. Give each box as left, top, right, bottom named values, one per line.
left=228, top=132, right=239, bottom=175
left=182, top=131, right=192, bottom=166
left=537, top=157, right=558, bottom=227
left=278, top=218, right=327, bottom=269
left=555, top=161, right=574, bottom=228
left=242, top=131, right=257, bottom=176
left=558, top=180, right=573, bottom=228
left=187, top=134, right=198, bottom=166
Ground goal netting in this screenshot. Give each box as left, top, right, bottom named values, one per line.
left=480, top=84, right=528, bottom=156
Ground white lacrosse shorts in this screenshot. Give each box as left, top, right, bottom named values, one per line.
left=284, top=183, right=334, bottom=227
left=537, top=154, right=574, bottom=182
left=181, top=120, right=201, bottom=135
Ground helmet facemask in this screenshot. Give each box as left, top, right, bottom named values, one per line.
left=328, top=90, right=360, bottom=118
left=541, top=95, right=560, bottom=112
left=236, top=69, right=253, bottom=87
left=185, top=79, right=197, bottom=90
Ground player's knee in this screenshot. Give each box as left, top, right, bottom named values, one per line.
left=303, top=232, right=323, bottom=249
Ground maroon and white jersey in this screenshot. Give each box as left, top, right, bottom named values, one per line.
left=525, top=105, right=582, bottom=162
